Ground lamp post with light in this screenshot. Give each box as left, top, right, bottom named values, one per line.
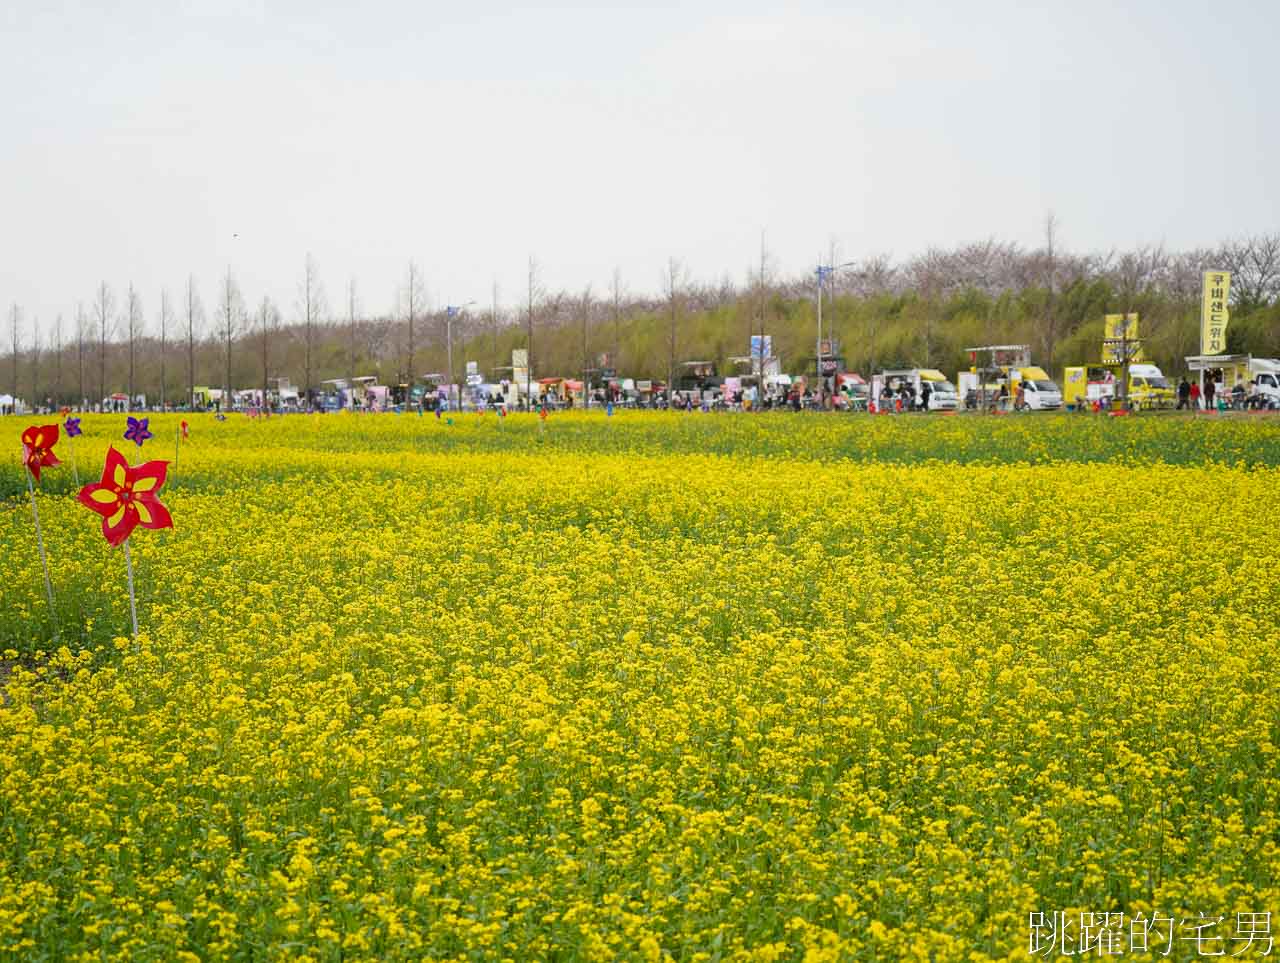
left=445, top=301, right=476, bottom=410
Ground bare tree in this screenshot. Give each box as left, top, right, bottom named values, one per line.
left=490, top=280, right=501, bottom=374
left=30, top=316, right=41, bottom=410
left=8, top=304, right=18, bottom=405
left=1040, top=212, right=1061, bottom=365
left=94, top=282, right=115, bottom=407
left=52, top=314, right=63, bottom=407
left=404, top=261, right=425, bottom=390
left=1110, top=243, right=1168, bottom=311
left=1218, top=234, right=1280, bottom=314
left=579, top=284, right=593, bottom=406
left=5, top=304, right=15, bottom=402
left=526, top=256, right=540, bottom=405
left=754, top=234, right=775, bottom=394
left=76, top=304, right=87, bottom=407
left=663, top=257, right=684, bottom=398
left=158, top=289, right=173, bottom=410
left=299, top=254, right=326, bottom=409
left=185, top=276, right=203, bottom=409
left=611, top=268, right=626, bottom=373
left=363, top=313, right=395, bottom=373
left=846, top=253, right=897, bottom=298
left=218, top=269, right=243, bottom=409
left=125, top=285, right=143, bottom=410
left=347, top=279, right=359, bottom=384
left=257, top=295, right=281, bottom=410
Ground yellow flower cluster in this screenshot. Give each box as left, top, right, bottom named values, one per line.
left=1, top=412, right=1278, bottom=960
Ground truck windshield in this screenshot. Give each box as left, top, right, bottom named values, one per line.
left=1032, top=380, right=1058, bottom=392
left=1137, top=377, right=1169, bottom=389
left=933, top=380, right=957, bottom=394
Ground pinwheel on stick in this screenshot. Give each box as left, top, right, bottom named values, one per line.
left=78, top=446, right=173, bottom=638
left=19, top=425, right=60, bottom=639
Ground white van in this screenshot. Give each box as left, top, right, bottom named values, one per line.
left=1248, top=359, right=1280, bottom=408
left=874, top=369, right=959, bottom=411
left=1009, top=366, right=1063, bottom=410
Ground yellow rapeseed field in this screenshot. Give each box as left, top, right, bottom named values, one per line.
left=2, top=411, right=1279, bottom=960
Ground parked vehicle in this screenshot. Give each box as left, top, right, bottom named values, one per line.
left=834, top=372, right=869, bottom=410
left=871, top=369, right=959, bottom=411
left=1127, top=364, right=1175, bottom=409
left=1007, top=366, right=1063, bottom=410
left=1062, top=363, right=1174, bottom=410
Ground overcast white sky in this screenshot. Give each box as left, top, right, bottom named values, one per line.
left=1, top=0, right=1277, bottom=331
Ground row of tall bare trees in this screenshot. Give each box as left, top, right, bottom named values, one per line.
left=4, top=233, right=1279, bottom=410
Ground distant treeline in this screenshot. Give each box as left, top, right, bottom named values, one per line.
left=5, top=234, right=1280, bottom=408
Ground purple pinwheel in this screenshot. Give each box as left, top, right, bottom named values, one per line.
left=64, top=416, right=82, bottom=438
left=124, top=416, right=153, bottom=448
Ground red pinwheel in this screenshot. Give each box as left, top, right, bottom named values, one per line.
left=21, top=425, right=61, bottom=481
left=78, top=446, right=173, bottom=547
left=180, top=420, right=189, bottom=440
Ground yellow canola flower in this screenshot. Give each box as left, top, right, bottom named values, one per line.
left=0, top=411, right=1277, bottom=960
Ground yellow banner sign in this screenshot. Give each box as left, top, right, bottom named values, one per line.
left=1201, top=270, right=1231, bottom=355
left=1102, top=313, right=1142, bottom=363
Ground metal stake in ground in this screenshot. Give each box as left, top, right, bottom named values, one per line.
left=67, top=434, right=80, bottom=487
left=123, top=538, right=139, bottom=639
left=23, top=457, right=59, bottom=643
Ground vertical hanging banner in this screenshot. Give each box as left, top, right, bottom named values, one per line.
left=1201, top=270, right=1231, bottom=355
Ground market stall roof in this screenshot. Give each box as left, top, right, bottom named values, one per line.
left=1184, top=354, right=1250, bottom=370
left=563, top=379, right=583, bottom=391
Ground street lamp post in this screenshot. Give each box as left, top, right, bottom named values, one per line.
left=815, top=261, right=857, bottom=408
left=445, top=301, right=476, bottom=410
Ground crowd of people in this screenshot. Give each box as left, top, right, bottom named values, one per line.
left=1174, top=376, right=1274, bottom=410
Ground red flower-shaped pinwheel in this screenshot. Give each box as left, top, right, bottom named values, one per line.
left=78, top=446, right=173, bottom=547
left=21, top=424, right=61, bottom=481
